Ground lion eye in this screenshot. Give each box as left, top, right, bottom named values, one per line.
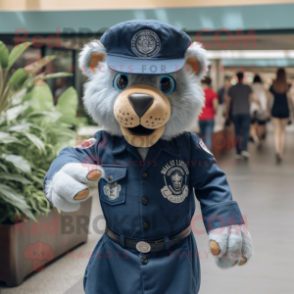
left=160, top=75, right=175, bottom=94
left=114, top=74, right=129, bottom=92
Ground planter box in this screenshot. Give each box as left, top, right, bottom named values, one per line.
left=0, top=197, right=92, bottom=287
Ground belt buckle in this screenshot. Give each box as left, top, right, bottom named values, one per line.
left=136, top=241, right=151, bottom=253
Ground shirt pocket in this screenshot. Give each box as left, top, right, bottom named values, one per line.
left=99, top=166, right=127, bottom=205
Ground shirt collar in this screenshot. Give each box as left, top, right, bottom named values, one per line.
left=107, top=132, right=180, bottom=157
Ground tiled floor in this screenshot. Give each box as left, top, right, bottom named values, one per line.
left=2, top=131, right=294, bottom=294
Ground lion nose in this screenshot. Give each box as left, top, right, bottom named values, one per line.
left=128, top=93, right=154, bottom=118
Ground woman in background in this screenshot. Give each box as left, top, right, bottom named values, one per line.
left=250, top=74, right=269, bottom=146
left=270, top=68, right=291, bottom=162
left=199, top=76, right=218, bottom=150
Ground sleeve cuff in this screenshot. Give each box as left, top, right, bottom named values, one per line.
left=202, top=201, right=244, bottom=233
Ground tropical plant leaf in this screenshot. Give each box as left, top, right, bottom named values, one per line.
left=7, top=42, right=32, bottom=71
left=8, top=123, right=31, bottom=132
left=43, top=72, right=73, bottom=80
left=24, top=55, right=55, bottom=74
left=9, top=122, right=43, bottom=133
left=28, top=198, right=39, bottom=213
left=23, top=132, right=46, bottom=152
left=0, top=173, right=32, bottom=184
left=55, top=87, right=78, bottom=124
left=6, top=101, right=31, bottom=121
left=30, top=174, right=44, bottom=186
left=0, top=49, right=81, bottom=224
left=0, top=132, right=25, bottom=144
left=40, top=110, right=62, bottom=123
left=29, top=84, right=54, bottom=111
left=0, top=163, right=8, bottom=172
left=0, top=41, right=9, bottom=68
left=11, top=88, right=28, bottom=105
left=0, top=113, right=5, bottom=125
left=1, top=154, right=31, bottom=173
left=7, top=68, right=29, bottom=90
left=0, top=184, right=25, bottom=204
left=26, top=110, right=51, bottom=118
left=0, top=184, right=36, bottom=221
left=36, top=167, right=47, bottom=175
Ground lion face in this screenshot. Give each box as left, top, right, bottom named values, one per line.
left=79, top=41, right=208, bottom=147
left=113, top=79, right=172, bottom=147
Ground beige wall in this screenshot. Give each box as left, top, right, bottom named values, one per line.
left=1, top=0, right=294, bottom=11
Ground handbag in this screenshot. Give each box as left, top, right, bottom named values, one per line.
left=255, top=109, right=268, bottom=122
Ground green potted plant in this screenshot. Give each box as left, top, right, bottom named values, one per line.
left=0, top=41, right=92, bottom=286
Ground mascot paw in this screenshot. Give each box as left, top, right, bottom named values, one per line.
left=208, top=225, right=253, bottom=269
left=45, top=163, right=104, bottom=212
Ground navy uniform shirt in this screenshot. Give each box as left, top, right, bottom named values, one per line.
left=44, top=131, right=244, bottom=294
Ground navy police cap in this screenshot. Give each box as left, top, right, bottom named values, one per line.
left=100, top=19, right=191, bottom=74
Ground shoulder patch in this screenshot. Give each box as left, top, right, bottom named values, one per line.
left=199, top=139, right=213, bottom=155
left=75, top=138, right=96, bottom=149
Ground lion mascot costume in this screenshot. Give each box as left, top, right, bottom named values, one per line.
left=44, top=20, right=253, bottom=294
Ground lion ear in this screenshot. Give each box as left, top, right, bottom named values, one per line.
left=79, top=40, right=106, bottom=77
left=184, top=42, right=209, bottom=78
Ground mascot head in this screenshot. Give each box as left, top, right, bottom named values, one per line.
left=79, top=20, right=208, bottom=147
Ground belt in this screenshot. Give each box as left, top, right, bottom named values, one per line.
left=105, top=225, right=191, bottom=253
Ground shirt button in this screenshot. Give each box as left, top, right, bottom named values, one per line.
left=142, top=197, right=148, bottom=205
left=143, top=221, right=149, bottom=229
left=108, top=175, right=113, bottom=181
left=142, top=172, right=148, bottom=179
left=141, top=256, right=148, bottom=265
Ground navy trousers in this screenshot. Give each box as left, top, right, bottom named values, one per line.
left=232, top=114, right=251, bottom=154
left=199, top=119, right=215, bottom=150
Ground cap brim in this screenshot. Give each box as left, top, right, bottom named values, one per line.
left=105, top=55, right=185, bottom=74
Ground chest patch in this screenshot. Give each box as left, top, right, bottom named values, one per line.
left=160, top=160, right=189, bottom=204
left=103, top=182, right=122, bottom=200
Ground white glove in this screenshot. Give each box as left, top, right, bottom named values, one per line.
left=45, top=163, right=104, bottom=212
left=208, top=225, right=253, bottom=268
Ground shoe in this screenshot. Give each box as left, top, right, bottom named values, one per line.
left=241, top=150, right=250, bottom=159
left=235, top=154, right=243, bottom=160
left=252, top=136, right=259, bottom=144
left=276, top=153, right=282, bottom=164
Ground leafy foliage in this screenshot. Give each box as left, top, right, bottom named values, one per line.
left=0, top=42, right=79, bottom=224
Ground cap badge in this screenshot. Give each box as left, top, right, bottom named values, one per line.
left=131, top=29, right=161, bottom=58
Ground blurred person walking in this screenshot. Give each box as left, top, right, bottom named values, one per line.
left=218, top=76, right=232, bottom=126
left=269, top=68, right=294, bottom=163
left=199, top=76, right=218, bottom=150
left=250, top=74, right=269, bottom=146
left=226, top=72, right=260, bottom=159
left=217, top=75, right=231, bottom=105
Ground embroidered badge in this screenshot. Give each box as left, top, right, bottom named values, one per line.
left=103, top=182, right=121, bottom=200
left=75, top=138, right=96, bottom=149
left=160, top=160, right=189, bottom=204
left=199, top=139, right=213, bottom=155
left=131, top=29, right=161, bottom=58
